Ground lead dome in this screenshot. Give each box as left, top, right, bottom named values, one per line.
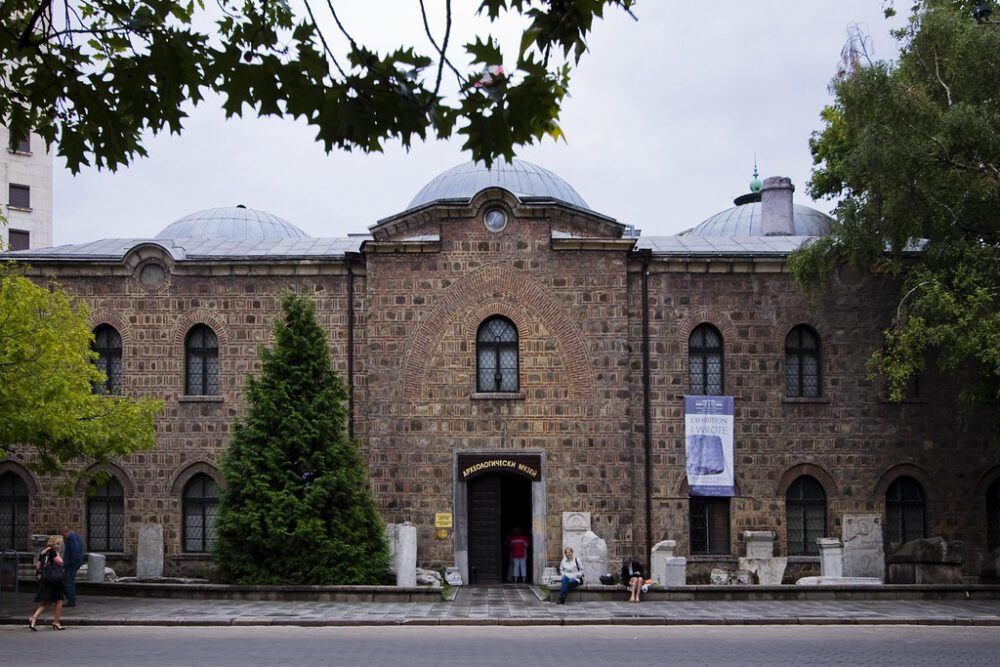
left=156, top=205, right=309, bottom=240
left=408, top=158, right=590, bottom=210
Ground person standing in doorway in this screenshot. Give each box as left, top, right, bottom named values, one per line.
left=60, top=525, right=84, bottom=608
left=507, top=526, right=530, bottom=584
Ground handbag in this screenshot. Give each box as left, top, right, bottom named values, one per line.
left=38, top=553, right=64, bottom=584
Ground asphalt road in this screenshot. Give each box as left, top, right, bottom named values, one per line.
left=2, top=624, right=998, bottom=667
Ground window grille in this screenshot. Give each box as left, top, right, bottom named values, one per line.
left=477, top=317, right=519, bottom=392
left=92, top=324, right=123, bottom=395
left=885, top=476, right=926, bottom=545
left=786, top=325, right=821, bottom=398
left=0, top=472, right=29, bottom=551
left=689, top=324, right=723, bottom=395
left=183, top=474, right=219, bottom=553
left=786, top=475, right=827, bottom=555
left=185, top=325, right=219, bottom=395
left=987, top=479, right=1000, bottom=552
left=87, top=478, right=124, bottom=552
left=689, top=496, right=730, bottom=554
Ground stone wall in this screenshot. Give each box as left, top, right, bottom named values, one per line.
left=7, top=194, right=1000, bottom=579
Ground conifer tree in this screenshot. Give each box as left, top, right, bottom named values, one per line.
left=214, top=292, right=388, bottom=584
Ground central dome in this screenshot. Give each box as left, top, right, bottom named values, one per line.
left=156, top=205, right=309, bottom=241
left=407, top=158, right=590, bottom=210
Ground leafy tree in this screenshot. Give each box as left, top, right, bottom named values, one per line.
left=214, top=291, right=388, bottom=584
left=0, top=262, right=162, bottom=476
left=0, top=0, right=636, bottom=173
left=793, top=0, right=1000, bottom=427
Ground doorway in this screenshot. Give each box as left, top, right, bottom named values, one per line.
left=467, top=473, right=532, bottom=585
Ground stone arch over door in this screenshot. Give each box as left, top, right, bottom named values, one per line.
left=401, top=266, right=596, bottom=400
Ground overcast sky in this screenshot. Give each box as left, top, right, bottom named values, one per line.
left=51, top=2, right=906, bottom=245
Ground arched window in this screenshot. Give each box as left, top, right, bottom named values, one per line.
left=477, top=317, right=519, bottom=393
left=185, top=325, right=219, bottom=395
left=786, top=475, right=827, bottom=556
left=92, top=324, right=123, bottom=395
left=183, top=474, right=219, bottom=553
left=689, top=324, right=723, bottom=395
left=87, top=477, right=125, bottom=552
left=786, top=325, right=821, bottom=398
left=987, top=478, right=1000, bottom=552
left=689, top=496, right=730, bottom=555
left=885, top=476, right=926, bottom=545
left=0, top=472, right=29, bottom=551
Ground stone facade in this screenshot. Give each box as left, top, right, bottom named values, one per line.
left=3, top=168, right=999, bottom=582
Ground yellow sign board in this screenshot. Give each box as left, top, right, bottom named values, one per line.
left=435, top=512, right=453, bottom=529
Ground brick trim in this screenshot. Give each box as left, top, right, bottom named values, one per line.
left=775, top=463, right=839, bottom=497
left=75, top=462, right=135, bottom=495
left=170, top=461, right=223, bottom=495
left=0, top=460, right=40, bottom=493
left=401, top=265, right=595, bottom=399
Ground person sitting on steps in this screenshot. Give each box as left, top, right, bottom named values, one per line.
left=557, top=546, right=584, bottom=604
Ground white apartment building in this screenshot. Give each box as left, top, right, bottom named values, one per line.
left=1, top=127, right=52, bottom=249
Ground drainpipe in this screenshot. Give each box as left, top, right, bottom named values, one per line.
left=346, top=254, right=356, bottom=439
left=641, top=254, right=653, bottom=561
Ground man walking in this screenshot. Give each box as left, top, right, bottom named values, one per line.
left=60, top=525, right=84, bottom=607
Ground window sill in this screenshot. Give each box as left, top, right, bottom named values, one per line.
left=175, top=553, right=214, bottom=560
left=782, top=397, right=830, bottom=405
left=877, top=397, right=928, bottom=405
left=179, top=395, right=224, bottom=403
left=471, top=391, right=526, bottom=401
left=787, top=556, right=821, bottom=563
left=6, top=205, right=31, bottom=212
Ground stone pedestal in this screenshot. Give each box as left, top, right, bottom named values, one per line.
left=650, top=540, right=687, bottom=586
left=386, top=522, right=417, bottom=587
left=744, top=531, right=776, bottom=558
left=136, top=524, right=164, bottom=578
left=842, top=514, right=885, bottom=581
left=817, top=538, right=844, bottom=578
left=85, top=553, right=106, bottom=583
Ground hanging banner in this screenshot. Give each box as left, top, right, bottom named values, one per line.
left=684, top=395, right=735, bottom=496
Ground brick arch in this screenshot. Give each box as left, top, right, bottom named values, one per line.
left=171, top=311, right=230, bottom=349
left=87, top=311, right=134, bottom=348
left=401, top=265, right=595, bottom=399
left=170, top=461, right=223, bottom=495
left=74, top=462, right=135, bottom=495
left=0, top=460, right=40, bottom=494
left=873, top=463, right=935, bottom=501
left=974, top=465, right=1000, bottom=499
left=775, top=463, right=839, bottom=497
left=677, top=310, right=738, bottom=347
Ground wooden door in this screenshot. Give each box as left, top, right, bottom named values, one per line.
left=467, top=475, right=502, bottom=584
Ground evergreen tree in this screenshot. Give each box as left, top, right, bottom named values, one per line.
left=214, top=292, right=388, bottom=584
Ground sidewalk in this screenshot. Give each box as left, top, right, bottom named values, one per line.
left=3, top=586, right=1000, bottom=627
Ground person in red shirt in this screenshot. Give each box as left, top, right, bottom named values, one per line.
left=507, top=526, right=530, bottom=584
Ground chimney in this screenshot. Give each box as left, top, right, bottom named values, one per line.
left=760, top=176, right=795, bottom=236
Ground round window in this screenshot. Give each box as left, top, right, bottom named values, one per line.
left=139, top=263, right=167, bottom=289
left=484, top=208, right=508, bottom=232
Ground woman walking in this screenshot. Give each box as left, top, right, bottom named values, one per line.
left=29, top=535, right=66, bottom=630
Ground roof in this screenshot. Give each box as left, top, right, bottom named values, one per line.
left=407, top=158, right=590, bottom=211
left=636, top=235, right=816, bottom=257
left=155, top=206, right=310, bottom=241
left=684, top=202, right=834, bottom=237
left=4, top=236, right=364, bottom=262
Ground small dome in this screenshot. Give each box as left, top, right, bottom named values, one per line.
left=156, top=205, right=309, bottom=240
left=408, top=158, right=590, bottom=210
left=686, top=202, right=834, bottom=237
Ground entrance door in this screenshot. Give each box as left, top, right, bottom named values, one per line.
left=467, top=473, right=532, bottom=584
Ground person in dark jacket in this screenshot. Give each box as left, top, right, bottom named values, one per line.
left=620, top=556, right=645, bottom=603
left=60, top=525, right=84, bottom=607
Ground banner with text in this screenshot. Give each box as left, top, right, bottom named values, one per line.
left=684, top=395, right=735, bottom=496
